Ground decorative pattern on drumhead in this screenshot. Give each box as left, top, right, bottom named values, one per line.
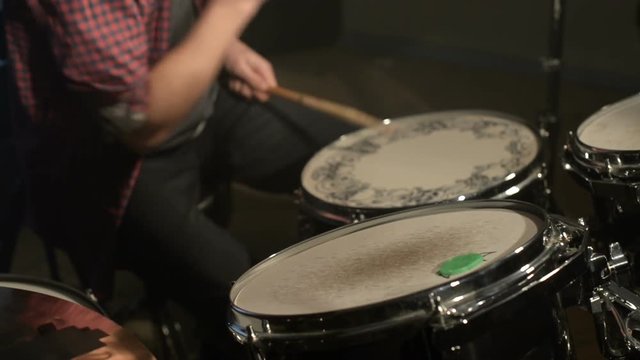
left=231, top=207, right=543, bottom=316
left=577, top=94, right=640, bottom=151
left=302, top=111, right=538, bottom=209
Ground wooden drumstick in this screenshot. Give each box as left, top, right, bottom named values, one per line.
left=269, top=86, right=382, bottom=128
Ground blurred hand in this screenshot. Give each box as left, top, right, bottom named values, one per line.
left=223, top=40, right=277, bottom=101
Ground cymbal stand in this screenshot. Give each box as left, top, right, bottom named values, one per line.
left=539, top=0, right=567, bottom=199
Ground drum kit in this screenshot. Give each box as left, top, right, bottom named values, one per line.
left=4, top=95, right=638, bottom=360
left=1, top=66, right=638, bottom=360
left=0, top=88, right=636, bottom=360
left=228, top=90, right=640, bottom=360
left=2, top=2, right=638, bottom=358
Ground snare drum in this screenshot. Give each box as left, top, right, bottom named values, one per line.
left=563, top=93, right=640, bottom=259
left=229, top=200, right=588, bottom=360
left=299, top=110, right=546, bottom=238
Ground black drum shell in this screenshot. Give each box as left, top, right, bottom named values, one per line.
left=298, top=175, right=549, bottom=241
left=238, top=283, right=574, bottom=360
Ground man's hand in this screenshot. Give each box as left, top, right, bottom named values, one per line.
left=223, top=40, right=277, bottom=102
left=120, top=0, right=267, bottom=153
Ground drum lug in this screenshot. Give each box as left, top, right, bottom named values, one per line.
left=84, top=288, right=99, bottom=304
left=350, top=211, right=366, bottom=223
left=246, top=325, right=268, bottom=360
left=546, top=214, right=585, bottom=258
left=429, top=293, right=454, bottom=330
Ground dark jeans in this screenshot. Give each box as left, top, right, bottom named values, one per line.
left=116, top=88, right=356, bottom=357
left=0, top=142, right=23, bottom=272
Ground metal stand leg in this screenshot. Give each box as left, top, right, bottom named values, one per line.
left=539, top=0, right=567, bottom=192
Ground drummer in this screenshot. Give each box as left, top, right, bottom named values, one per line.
left=4, top=0, right=354, bottom=358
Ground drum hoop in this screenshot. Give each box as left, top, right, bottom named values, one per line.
left=229, top=200, right=586, bottom=347
left=433, top=213, right=587, bottom=328
left=567, top=131, right=640, bottom=180
left=0, top=274, right=104, bottom=314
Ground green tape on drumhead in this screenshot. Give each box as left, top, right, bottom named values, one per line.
left=438, top=253, right=484, bottom=278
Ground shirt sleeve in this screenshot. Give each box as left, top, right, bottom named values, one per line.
left=45, top=0, right=152, bottom=130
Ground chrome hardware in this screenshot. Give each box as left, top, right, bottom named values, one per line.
left=84, top=288, right=99, bottom=304
left=546, top=214, right=584, bottom=257
left=591, top=282, right=640, bottom=357
left=350, top=211, right=366, bottom=223
left=588, top=246, right=610, bottom=283
left=246, top=326, right=267, bottom=360
left=608, top=243, right=631, bottom=285
left=588, top=242, right=632, bottom=288
left=588, top=243, right=640, bottom=357
left=248, top=325, right=260, bottom=345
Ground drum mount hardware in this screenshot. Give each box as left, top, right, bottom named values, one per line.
left=589, top=241, right=640, bottom=358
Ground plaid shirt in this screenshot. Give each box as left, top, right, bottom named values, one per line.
left=4, top=0, right=204, bottom=296
left=5, top=0, right=211, bottom=214
left=5, top=0, right=177, bottom=121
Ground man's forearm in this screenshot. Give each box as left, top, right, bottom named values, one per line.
left=125, top=1, right=262, bottom=153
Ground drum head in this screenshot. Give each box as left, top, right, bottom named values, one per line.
left=578, top=93, right=640, bottom=151
left=231, top=201, right=545, bottom=317
left=301, top=111, right=539, bottom=210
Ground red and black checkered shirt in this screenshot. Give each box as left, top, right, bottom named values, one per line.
left=5, top=0, right=179, bottom=122
left=4, top=0, right=207, bottom=295
left=4, top=0, right=207, bottom=218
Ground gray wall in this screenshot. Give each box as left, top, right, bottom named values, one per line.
left=341, top=0, right=640, bottom=89
left=243, top=0, right=342, bottom=53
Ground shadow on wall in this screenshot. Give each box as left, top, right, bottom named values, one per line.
left=339, top=0, right=640, bottom=92
left=242, top=0, right=342, bottom=54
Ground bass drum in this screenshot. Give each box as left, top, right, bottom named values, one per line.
left=229, top=200, right=588, bottom=360
left=299, top=110, right=548, bottom=239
